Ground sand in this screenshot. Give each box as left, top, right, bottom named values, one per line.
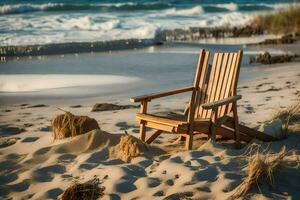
left=0, top=62, right=300, bottom=199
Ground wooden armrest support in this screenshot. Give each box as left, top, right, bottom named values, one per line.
left=202, top=95, right=242, bottom=110
left=130, top=86, right=194, bottom=103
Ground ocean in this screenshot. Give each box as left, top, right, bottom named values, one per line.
left=0, top=0, right=294, bottom=46
left=0, top=0, right=296, bottom=104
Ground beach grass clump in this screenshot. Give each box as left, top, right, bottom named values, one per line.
left=52, top=111, right=100, bottom=140
left=117, top=133, right=149, bottom=162
left=271, top=97, right=300, bottom=133
left=233, top=146, right=287, bottom=197
left=252, top=5, right=300, bottom=34
left=60, top=180, right=104, bottom=200
left=233, top=144, right=300, bottom=198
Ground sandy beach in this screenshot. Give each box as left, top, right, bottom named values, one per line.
left=1, top=1, right=300, bottom=199
left=1, top=58, right=299, bottom=199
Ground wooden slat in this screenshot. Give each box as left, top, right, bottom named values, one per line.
left=130, top=86, right=194, bottom=102
left=218, top=53, right=233, bottom=117
left=202, top=53, right=219, bottom=118
left=205, top=53, right=224, bottom=119
left=136, top=113, right=187, bottom=127
left=195, top=51, right=210, bottom=118
left=220, top=53, right=238, bottom=116
left=193, top=50, right=206, bottom=87
left=214, top=53, right=229, bottom=117
left=201, top=95, right=242, bottom=110
left=192, top=50, right=206, bottom=118
left=143, top=121, right=187, bottom=134
left=227, top=50, right=243, bottom=113
left=185, top=50, right=207, bottom=126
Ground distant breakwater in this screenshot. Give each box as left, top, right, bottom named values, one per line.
left=0, top=39, right=157, bottom=58
left=0, top=25, right=265, bottom=58
left=162, top=25, right=264, bottom=41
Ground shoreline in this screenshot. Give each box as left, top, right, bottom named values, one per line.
left=1, top=25, right=295, bottom=58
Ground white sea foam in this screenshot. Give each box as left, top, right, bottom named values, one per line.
left=0, top=75, right=140, bottom=92
left=212, top=12, right=251, bottom=27
left=163, top=6, right=204, bottom=16
left=0, top=2, right=292, bottom=46
left=66, top=17, right=120, bottom=31
left=0, top=3, right=62, bottom=14
left=216, top=3, right=238, bottom=11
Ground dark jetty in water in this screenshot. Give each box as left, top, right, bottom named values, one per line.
left=250, top=51, right=300, bottom=65
left=163, top=25, right=264, bottom=41
left=0, top=25, right=264, bottom=58
left=255, top=34, right=300, bottom=45
left=0, top=38, right=157, bottom=57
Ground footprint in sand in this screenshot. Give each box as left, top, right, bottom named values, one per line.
left=244, top=105, right=255, bottom=114
left=192, top=166, right=218, bottom=182
left=34, top=146, right=52, bottom=156
left=164, top=192, right=194, bottom=200
left=40, top=126, right=51, bottom=132
left=32, top=164, right=66, bottom=182
left=153, top=190, right=164, bottom=196
left=0, top=125, right=25, bottom=137
left=46, top=188, right=64, bottom=199
left=0, top=137, right=20, bottom=148
left=115, top=179, right=137, bottom=193
left=165, top=179, right=174, bottom=186
left=170, top=156, right=184, bottom=163
left=0, top=172, right=18, bottom=185
left=57, top=154, right=77, bottom=164
left=197, top=186, right=211, bottom=193
left=134, top=177, right=161, bottom=188
left=22, top=137, right=39, bottom=143
left=7, top=179, right=30, bottom=193
left=115, top=121, right=138, bottom=131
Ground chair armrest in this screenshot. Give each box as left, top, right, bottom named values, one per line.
left=202, top=95, right=242, bottom=110
left=130, top=86, right=194, bottom=103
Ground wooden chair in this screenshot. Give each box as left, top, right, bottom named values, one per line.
left=130, top=49, right=275, bottom=150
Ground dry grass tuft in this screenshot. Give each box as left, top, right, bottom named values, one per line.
left=52, top=110, right=100, bottom=140
left=233, top=143, right=300, bottom=198
left=60, top=179, right=104, bottom=200
left=272, top=97, right=300, bottom=133
left=252, top=5, right=300, bottom=34
left=117, top=133, right=149, bottom=162
left=233, top=146, right=286, bottom=198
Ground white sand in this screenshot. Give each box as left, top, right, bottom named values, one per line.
left=0, top=62, right=299, bottom=200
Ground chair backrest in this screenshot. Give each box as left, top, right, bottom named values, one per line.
left=188, top=49, right=243, bottom=120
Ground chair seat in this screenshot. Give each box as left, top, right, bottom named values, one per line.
left=136, top=112, right=211, bottom=134
left=136, top=112, right=187, bottom=127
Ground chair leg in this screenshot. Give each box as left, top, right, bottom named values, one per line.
left=233, top=103, right=240, bottom=145
left=185, top=134, right=193, bottom=150
left=185, top=127, right=194, bottom=150
left=139, top=100, right=148, bottom=142
left=210, top=122, right=216, bottom=142
left=179, top=135, right=186, bottom=141
left=210, top=108, right=218, bottom=142
left=139, top=122, right=146, bottom=142
left=146, top=130, right=163, bottom=144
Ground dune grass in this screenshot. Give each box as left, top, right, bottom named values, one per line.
left=232, top=144, right=300, bottom=198
left=52, top=110, right=100, bottom=140
left=61, top=178, right=105, bottom=200
left=232, top=146, right=287, bottom=198
left=252, top=5, right=300, bottom=34
left=271, top=96, right=300, bottom=133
